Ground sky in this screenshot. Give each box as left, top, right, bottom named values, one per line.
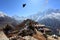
left=0, top=0, right=60, bottom=17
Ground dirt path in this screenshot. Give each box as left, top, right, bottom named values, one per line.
left=0, top=31, right=9, bottom=40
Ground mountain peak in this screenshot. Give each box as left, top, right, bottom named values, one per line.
left=0, top=11, right=7, bottom=17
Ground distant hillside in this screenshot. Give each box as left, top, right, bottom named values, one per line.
left=27, top=9, right=60, bottom=29
left=0, top=12, right=18, bottom=29
left=11, top=9, right=60, bottom=30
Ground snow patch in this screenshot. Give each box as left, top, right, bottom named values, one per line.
left=0, top=11, right=7, bottom=17
left=41, top=12, right=60, bottom=20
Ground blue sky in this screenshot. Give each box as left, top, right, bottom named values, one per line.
left=0, top=0, right=60, bottom=17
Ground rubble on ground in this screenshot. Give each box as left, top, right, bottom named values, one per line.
left=0, top=19, right=60, bottom=40
left=0, top=30, right=9, bottom=40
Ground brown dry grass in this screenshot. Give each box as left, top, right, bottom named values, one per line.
left=33, top=29, right=46, bottom=40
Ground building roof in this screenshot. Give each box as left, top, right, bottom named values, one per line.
left=34, top=24, right=45, bottom=28
left=43, top=28, right=51, bottom=31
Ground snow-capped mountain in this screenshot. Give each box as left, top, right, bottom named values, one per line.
left=12, top=15, right=27, bottom=20
left=27, top=12, right=42, bottom=21
left=0, top=12, right=7, bottom=17
left=26, top=9, right=60, bottom=35
left=27, top=9, right=60, bottom=21
left=12, top=9, right=60, bottom=30
left=37, top=9, right=60, bottom=29
left=12, top=9, right=60, bottom=22
left=20, top=9, right=60, bottom=29
left=0, top=12, right=18, bottom=29
left=12, top=15, right=27, bottom=23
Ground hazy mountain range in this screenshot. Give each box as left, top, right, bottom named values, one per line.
left=38, top=9, right=60, bottom=29
left=0, top=9, right=60, bottom=30
left=13, top=9, right=60, bottom=29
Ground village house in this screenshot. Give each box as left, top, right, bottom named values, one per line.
left=0, top=19, right=53, bottom=40
left=34, top=24, right=51, bottom=35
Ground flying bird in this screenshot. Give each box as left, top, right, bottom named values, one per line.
left=23, top=4, right=26, bottom=8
